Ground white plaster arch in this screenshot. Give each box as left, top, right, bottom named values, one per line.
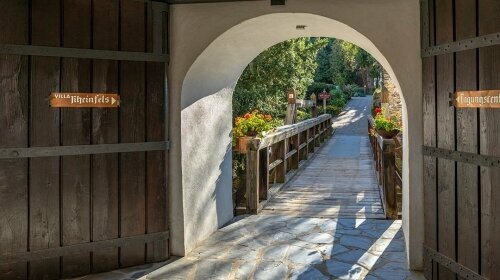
left=168, top=2, right=422, bottom=270
left=181, top=14, right=403, bottom=109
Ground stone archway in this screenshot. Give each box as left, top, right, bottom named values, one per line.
left=168, top=3, right=422, bottom=270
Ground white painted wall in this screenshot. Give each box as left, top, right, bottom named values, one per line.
left=168, top=0, right=423, bottom=270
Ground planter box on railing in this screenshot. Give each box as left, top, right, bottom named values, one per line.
left=367, top=115, right=400, bottom=220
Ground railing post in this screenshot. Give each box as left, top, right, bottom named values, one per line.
left=315, top=124, right=320, bottom=147
left=260, top=147, right=269, bottom=200
left=320, top=122, right=324, bottom=141
left=381, top=139, right=398, bottom=219
left=246, top=138, right=261, bottom=213
left=307, top=128, right=312, bottom=155
left=276, top=140, right=286, bottom=183
left=328, top=118, right=333, bottom=136
left=292, top=134, right=299, bottom=169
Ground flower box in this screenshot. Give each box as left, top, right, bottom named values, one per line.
left=234, top=136, right=254, bottom=154
left=376, top=128, right=400, bottom=139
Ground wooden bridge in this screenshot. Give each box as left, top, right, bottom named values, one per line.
left=262, top=134, right=386, bottom=219
left=237, top=97, right=401, bottom=221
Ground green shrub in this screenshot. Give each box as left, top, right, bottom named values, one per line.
left=328, top=88, right=348, bottom=108
left=306, top=82, right=336, bottom=97
left=297, top=110, right=311, bottom=121
left=325, top=105, right=343, bottom=116
left=343, top=84, right=365, bottom=99
left=268, top=118, right=284, bottom=128
left=330, top=99, right=346, bottom=108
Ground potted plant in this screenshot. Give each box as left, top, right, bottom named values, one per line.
left=374, top=112, right=401, bottom=139
left=233, top=111, right=273, bottom=154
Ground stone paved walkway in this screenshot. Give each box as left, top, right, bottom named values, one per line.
left=144, top=216, right=423, bottom=280
left=72, top=97, right=423, bottom=280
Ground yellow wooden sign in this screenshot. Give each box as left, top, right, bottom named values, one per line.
left=453, top=90, right=500, bottom=108
left=50, top=93, right=120, bottom=108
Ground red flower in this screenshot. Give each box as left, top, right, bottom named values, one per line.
left=244, top=113, right=251, bottom=119
left=374, top=107, right=382, bottom=114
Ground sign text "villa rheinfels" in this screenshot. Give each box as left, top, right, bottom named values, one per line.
left=453, top=90, right=500, bottom=109
left=50, top=93, right=120, bottom=108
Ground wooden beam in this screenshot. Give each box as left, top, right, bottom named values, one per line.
left=0, top=141, right=170, bottom=159
left=0, top=44, right=169, bottom=62
left=0, top=231, right=169, bottom=265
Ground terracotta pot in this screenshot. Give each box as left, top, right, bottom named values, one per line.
left=376, top=128, right=400, bottom=139
left=236, top=136, right=255, bottom=154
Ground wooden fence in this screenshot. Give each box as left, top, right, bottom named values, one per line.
left=368, top=116, right=402, bottom=219
left=238, top=114, right=332, bottom=214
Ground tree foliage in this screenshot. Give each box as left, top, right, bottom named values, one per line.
left=340, top=40, right=381, bottom=91
left=233, top=37, right=381, bottom=119
left=233, top=38, right=328, bottom=118
left=314, top=40, right=333, bottom=84
left=315, top=39, right=381, bottom=88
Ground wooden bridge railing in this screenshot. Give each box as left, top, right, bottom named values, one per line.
left=368, top=116, right=403, bottom=219
left=242, top=114, right=333, bottom=214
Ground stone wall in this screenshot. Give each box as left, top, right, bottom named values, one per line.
left=381, top=69, right=402, bottom=120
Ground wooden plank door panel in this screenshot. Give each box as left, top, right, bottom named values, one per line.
left=29, top=0, right=62, bottom=278
left=0, top=1, right=29, bottom=279
left=91, top=0, right=120, bottom=273
left=455, top=0, right=480, bottom=274
left=0, top=0, right=169, bottom=278
left=423, top=0, right=500, bottom=278
left=146, top=3, right=169, bottom=261
left=435, top=1, right=456, bottom=279
left=479, top=0, right=500, bottom=278
left=119, top=0, right=147, bottom=268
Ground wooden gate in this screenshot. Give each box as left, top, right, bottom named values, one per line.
left=422, top=0, right=499, bottom=279
left=0, top=0, right=169, bottom=279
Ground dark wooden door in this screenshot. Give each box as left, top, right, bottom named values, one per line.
left=422, top=0, right=499, bottom=279
left=0, top=1, right=169, bottom=279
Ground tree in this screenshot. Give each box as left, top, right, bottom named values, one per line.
left=329, top=39, right=357, bottom=86
left=314, top=39, right=334, bottom=84
left=233, top=38, right=328, bottom=118
left=330, top=40, right=381, bottom=92
left=335, top=40, right=381, bottom=91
